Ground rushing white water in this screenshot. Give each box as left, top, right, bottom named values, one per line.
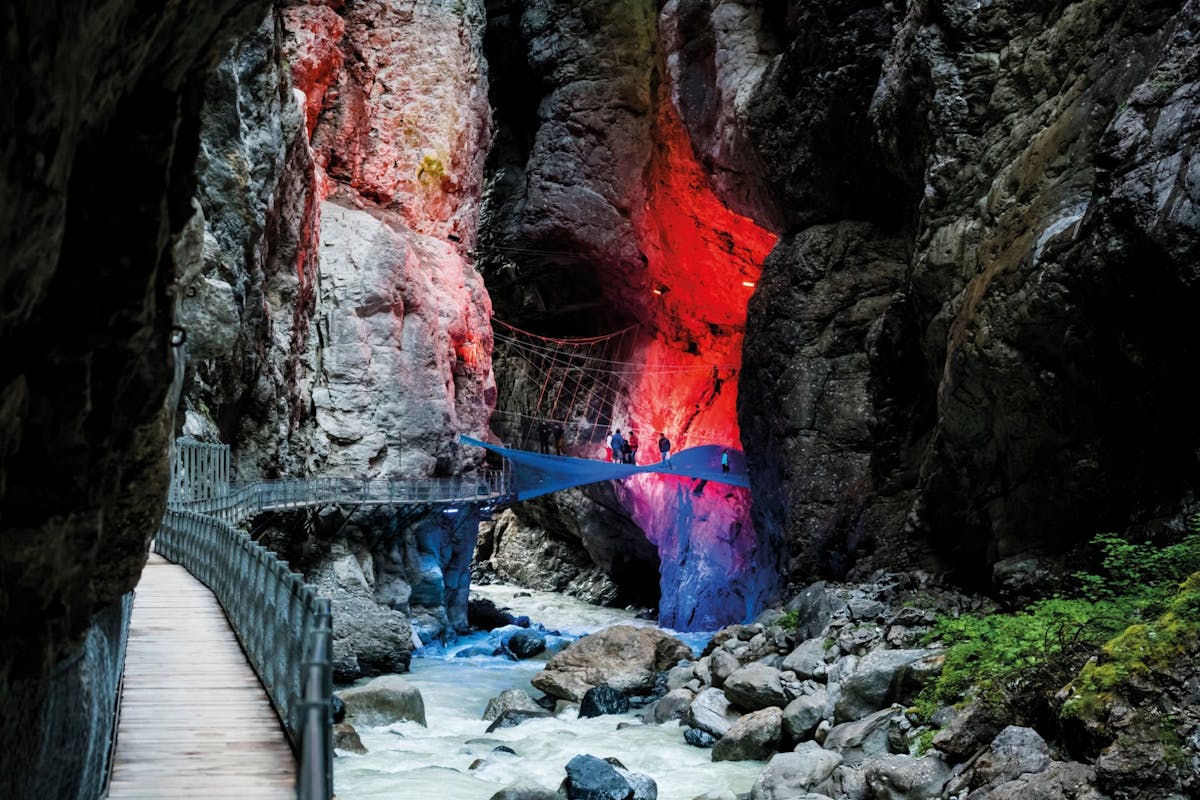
left=335, top=584, right=764, bottom=800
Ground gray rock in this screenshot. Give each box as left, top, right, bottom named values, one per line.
left=823, top=708, right=901, bottom=766
left=750, top=744, right=843, bottom=800
left=563, top=754, right=636, bottom=800
left=782, top=639, right=830, bottom=681
left=783, top=688, right=828, bottom=741
left=785, top=583, right=850, bottom=640
left=847, top=598, right=885, bottom=622
left=837, top=626, right=882, bottom=656
left=337, top=675, right=426, bottom=727
left=970, top=726, right=1052, bottom=789
left=835, top=649, right=936, bottom=722
left=667, top=664, right=696, bottom=691
left=816, top=765, right=869, bottom=800
left=724, top=663, right=788, bottom=711
left=863, top=754, right=952, bottom=800
left=490, top=781, right=561, bottom=800
left=685, top=688, right=742, bottom=739
left=710, top=649, right=741, bottom=689
left=642, top=688, right=694, bottom=725
left=968, top=761, right=1104, bottom=800
left=932, top=703, right=1005, bottom=760
left=712, top=707, right=784, bottom=762
left=482, top=689, right=544, bottom=722
left=684, top=727, right=718, bottom=748
left=532, top=626, right=692, bottom=702
left=691, top=792, right=737, bottom=800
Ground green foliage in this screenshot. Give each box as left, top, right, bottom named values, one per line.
left=776, top=609, right=799, bottom=630
left=916, top=524, right=1200, bottom=724
left=912, top=729, right=936, bottom=757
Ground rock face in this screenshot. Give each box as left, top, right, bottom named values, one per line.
left=478, top=0, right=782, bottom=630
left=0, top=0, right=272, bottom=794
left=176, top=0, right=498, bottom=665
left=739, top=0, right=1200, bottom=591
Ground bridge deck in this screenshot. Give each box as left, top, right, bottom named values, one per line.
left=107, top=553, right=295, bottom=798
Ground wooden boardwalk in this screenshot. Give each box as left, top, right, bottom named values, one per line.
left=108, top=553, right=295, bottom=798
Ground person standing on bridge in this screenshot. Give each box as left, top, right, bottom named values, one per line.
left=538, top=420, right=552, bottom=453
left=609, top=429, right=624, bottom=463
left=554, top=423, right=565, bottom=455
left=658, top=432, right=671, bottom=466
left=627, top=431, right=639, bottom=464
left=721, top=448, right=730, bottom=473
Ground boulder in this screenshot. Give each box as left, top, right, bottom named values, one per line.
left=970, top=726, right=1052, bottom=789
left=967, top=761, right=1104, bottom=800
left=483, top=689, right=544, bottom=721
left=337, top=675, right=426, bottom=727
left=563, top=754, right=656, bottom=800
left=643, top=688, right=694, bottom=724
left=782, top=640, right=830, bottom=681
left=713, top=707, right=784, bottom=762
left=710, top=649, right=741, bottom=688
left=531, top=626, right=692, bottom=702
left=783, top=688, right=828, bottom=741
left=333, top=722, right=367, bottom=754
left=749, top=744, right=843, bottom=800
left=486, top=709, right=553, bottom=732
left=816, top=765, right=868, bottom=800
left=823, top=708, right=901, bottom=766
left=685, top=727, right=719, bottom=748
left=685, top=688, right=742, bottom=739
left=666, top=663, right=695, bottom=691
left=469, top=596, right=519, bottom=630
left=580, top=685, right=631, bottom=718
left=786, top=583, right=849, bottom=640
left=835, top=649, right=936, bottom=722
left=931, top=703, right=1006, bottom=760
left=724, top=663, right=788, bottom=711
left=490, top=781, right=561, bottom=800
left=508, top=629, right=548, bottom=659
left=862, top=754, right=951, bottom=800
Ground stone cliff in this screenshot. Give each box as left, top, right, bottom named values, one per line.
left=738, top=0, right=1200, bottom=594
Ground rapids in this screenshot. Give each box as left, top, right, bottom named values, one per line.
left=335, top=584, right=764, bottom=799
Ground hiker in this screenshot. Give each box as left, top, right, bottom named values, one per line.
left=658, top=433, right=671, bottom=466
left=554, top=423, right=565, bottom=455
left=627, top=431, right=639, bottom=464
left=721, top=448, right=729, bottom=473
left=537, top=420, right=551, bottom=453
left=621, top=437, right=632, bottom=464
left=610, top=429, right=624, bottom=463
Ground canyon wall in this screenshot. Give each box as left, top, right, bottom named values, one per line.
left=739, top=0, right=1200, bottom=592
left=178, top=0, right=497, bottom=665
left=0, top=0, right=272, bottom=794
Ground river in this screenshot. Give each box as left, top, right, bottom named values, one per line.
left=335, top=583, right=764, bottom=799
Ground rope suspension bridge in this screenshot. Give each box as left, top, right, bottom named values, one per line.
left=490, top=319, right=739, bottom=456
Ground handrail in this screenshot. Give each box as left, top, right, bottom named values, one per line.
left=155, top=509, right=333, bottom=800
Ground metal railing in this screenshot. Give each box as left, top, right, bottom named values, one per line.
left=171, top=473, right=510, bottom=524
left=156, top=509, right=333, bottom=800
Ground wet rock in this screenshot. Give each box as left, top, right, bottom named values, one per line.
left=331, top=694, right=346, bottom=724
left=490, top=781, right=561, bottom=800
left=507, top=629, right=548, bottom=659
left=337, top=675, right=426, bottom=727
left=835, top=649, right=936, bottom=723
left=749, top=743, right=843, bottom=800
left=333, top=722, right=367, bottom=754
left=782, top=688, right=828, bottom=741
left=531, top=626, right=692, bottom=702
left=713, top=707, right=784, bottom=762
left=684, top=727, right=719, bottom=748
left=482, top=689, right=544, bottom=722
left=579, top=685, right=631, bottom=718
left=563, top=754, right=655, bottom=800
left=642, top=688, right=694, bottom=725
left=685, top=687, right=742, bottom=739
left=469, top=597, right=519, bottom=630
left=458, top=645, right=509, bottom=659
left=823, top=708, right=901, bottom=766
left=862, top=754, right=951, bottom=800
left=486, top=709, right=554, bottom=732
left=724, top=663, right=788, bottom=711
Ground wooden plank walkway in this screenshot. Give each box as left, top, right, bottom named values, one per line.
left=107, top=553, right=295, bottom=798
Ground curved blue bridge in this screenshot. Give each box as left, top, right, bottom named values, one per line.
left=459, top=436, right=749, bottom=501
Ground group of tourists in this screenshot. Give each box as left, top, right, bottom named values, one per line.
left=536, top=420, right=566, bottom=455
left=607, top=429, right=675, bottom=466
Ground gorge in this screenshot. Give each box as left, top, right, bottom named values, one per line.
left=2, top=0, right=1200, bottom=798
